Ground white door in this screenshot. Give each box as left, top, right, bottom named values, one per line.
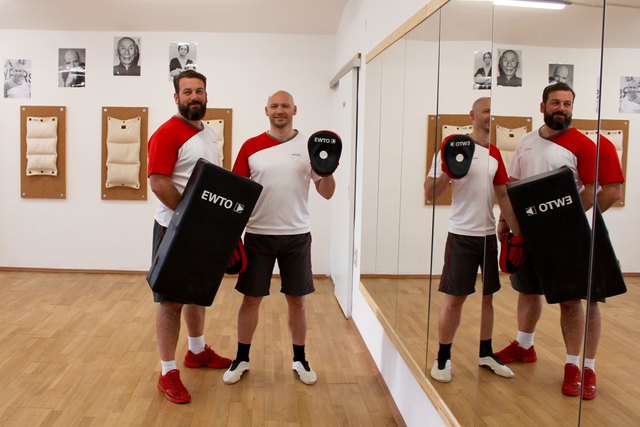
left=330, top=66, right=359, bottom=317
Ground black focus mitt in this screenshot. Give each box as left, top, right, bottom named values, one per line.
left=499, top=233, right=526, bottom=273
left=308, top=130, right=342, bottom=176
left=440, top=134, right=475, bottom=179
left=226, top=239, right=247, bottom=275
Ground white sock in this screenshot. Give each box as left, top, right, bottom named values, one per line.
left=188, top=335, right=205, bottom=354
left=161, top=360, right=177, bottom=375
left=516, top=331, right=535, bottom=349
left=566, top=355, right=580, bottom=367
left=584, top=358, right=595, bottom=371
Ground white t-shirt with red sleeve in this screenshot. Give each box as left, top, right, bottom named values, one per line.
left=232, top=131, right=321, bottom=235
left=148, top=116, right=220, bottom=227
left=429, top=141, right=509, bottom=237
left=508, top=127, right=597, bottom=191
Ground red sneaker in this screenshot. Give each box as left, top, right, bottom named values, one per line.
left=582, top=367, right=596, bottom=400
left=157, top=369, right=191, bottom=404
left=184, top=345, right=232, bottom=369
left=494, top=340, right=537, bottom=363
left=562, top=363, right=581, bottom=397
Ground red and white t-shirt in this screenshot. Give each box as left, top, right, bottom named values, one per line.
left=148, top=116, right=220, bottom=226
left=508, top=127, right=604, bottom=190
left=232, top=132, right=321, bottom=235
left=591, top=134, right=624, bottom=185
left=429, top=141, right=509, bottom=236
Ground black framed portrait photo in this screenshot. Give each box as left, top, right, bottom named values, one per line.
left=113, top=36, right=141, bottom=76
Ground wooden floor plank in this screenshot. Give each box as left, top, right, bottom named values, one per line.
left=0, top=271, right=404, bottom=427
left=363, top=275, right=640, bottom=426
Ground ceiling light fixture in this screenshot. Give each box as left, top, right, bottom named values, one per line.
left=493, top=0, right=569, bottom=10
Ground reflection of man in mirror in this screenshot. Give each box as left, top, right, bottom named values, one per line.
left=497, top=49, right=522, bottom=87
left=619, top=76, right=640, bottom=113
left=113, top=36, right=141, bottom=76
left=424, top=97, right=521, bottom=383
left=496, top=82, right=624, bottom=400
left=474, top=51, right=492, bottom=90
left=4, top=59, right=31, bottom=99
left=58, top=49, right=85, bottom=87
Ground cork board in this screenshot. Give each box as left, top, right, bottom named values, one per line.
left=101, top=106, right=148, bottom=201
left=20, top=105, right=67, bottom=199
left=425, top=114, right=471, bottom=205
left=203, top=108, right=233, bottom=170
left=572, top=118, right=629, bottom=208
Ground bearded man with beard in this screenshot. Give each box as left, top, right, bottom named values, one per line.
left=147, top=70, right=232, bottom=404
left=495, top=83, right=624, bottom=400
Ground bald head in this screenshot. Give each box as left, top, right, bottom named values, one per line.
left=553, top=65, right=570, bottom=84
left=265, top=90, right=297, bottom=132
left=472, top=97, right=490, bottom=112
left=470, top=97, right=491, bottom=144
left=267, top=90, right=294, bottom=106
left=63, top=50, right=80, bottom=69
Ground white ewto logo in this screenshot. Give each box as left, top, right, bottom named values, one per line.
left=201, top=190, right=244, bottom=213
left=525, top=195, right=573, bottom=216
left=314, top=136, right=336, bottom=144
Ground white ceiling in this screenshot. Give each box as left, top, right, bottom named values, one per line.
left=0, top=0, right=349, bottom=34
left=1, top=0, right=638, bottom=40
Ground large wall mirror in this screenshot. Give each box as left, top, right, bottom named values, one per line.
left=361, top=0, right=639, bottom=425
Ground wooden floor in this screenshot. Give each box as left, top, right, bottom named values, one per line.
left=0, top=271, right=404, bottom=427
left=363, top=275, right=640, bottom=427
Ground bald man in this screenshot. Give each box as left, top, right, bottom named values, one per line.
left=58, top=49, right=85, bottom=87
left=223, top=90, right=336, bottom=386
left=550, top=64, right=570, bottom=85
left=425, top=97, right=521, bottom=383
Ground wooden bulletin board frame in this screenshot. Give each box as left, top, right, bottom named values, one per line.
left=20, top=105, right=67, bottom=199
left=203, top=108, right=233, bottom=170
left=572, top=118, right=629, bottom=207
left=101, top=106, right=148, bottom=201
left=425, top=114, right=471, bottom=205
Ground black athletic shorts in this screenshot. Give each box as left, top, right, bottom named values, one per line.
left=510, top=257, right=604, bottom=302
left=235, top=232, right=314, bottom=297
left=439, top=232, right=500, bottom=296
left=150, top=221, right=192, bottom=304
left=510, top=257, right=544, bottom=295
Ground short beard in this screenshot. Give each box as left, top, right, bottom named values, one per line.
left=179, top=101, right=206, bottom=121
left=544, top=111, right=571, bottom=131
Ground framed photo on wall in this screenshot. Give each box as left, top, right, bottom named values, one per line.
left=496, top=49, right=522, bottom=87
left=113, top=36, right=141, bottom=76
left=619, top=76, right=640, bottom=113
left=473, top=50, right=492, bottom=90
left=4, top=59, right=31, bottom=99
left=169, top=42, right=197, bottom=80
left=58, top=48, right=86, bottom=87
left=548, top=63, right=574, bottom=87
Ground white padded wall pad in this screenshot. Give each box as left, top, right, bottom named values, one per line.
left=442, top=124, right=473, bottom=140
left=496, top=125, right=528, bottom=167
left=106, top=116, right=141, bottom=189
left=26, top=116, right=58, bottom=176
left=204, top=119, right=224, bottom=163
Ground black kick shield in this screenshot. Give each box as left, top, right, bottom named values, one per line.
left=507, top=166, right=625, bottom=304
left=147, top=158, right=263, bottom=306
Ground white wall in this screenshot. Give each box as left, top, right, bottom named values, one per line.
left=335, top=1, right=448, bottom=426
left=0, top=30, right=337, bottom=271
